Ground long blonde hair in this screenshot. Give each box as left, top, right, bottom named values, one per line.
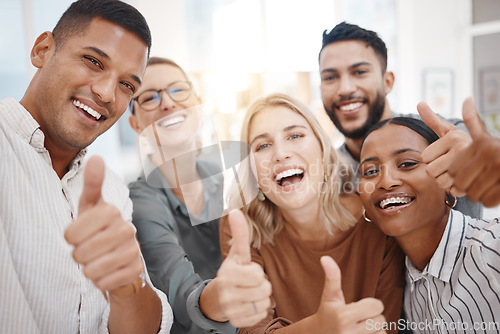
left=232, top=93, right=356, bottom=248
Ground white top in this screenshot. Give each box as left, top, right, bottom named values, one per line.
left=0, top=98, right=173, bottom=333
left=404, top=209, right=500, bottom=334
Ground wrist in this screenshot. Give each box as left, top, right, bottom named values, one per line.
left=106, top=272, right=146, bottom=300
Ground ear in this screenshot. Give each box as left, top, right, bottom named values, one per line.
left=128, top=114, right=143, bottom=135
left=383, top=71, right=395, bottom=95
left=31, top=32, right=55, bottom=68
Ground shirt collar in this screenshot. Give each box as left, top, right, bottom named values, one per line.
left=1, top=98, right=43, bottom=149
left=406, top=210, right=466, bottom=283
left=1, top=98, right=87, bottom=171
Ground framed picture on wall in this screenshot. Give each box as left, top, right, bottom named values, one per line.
left=479, top=67, right=500, bottom=115
left=422, top=69, right=454, bottom=117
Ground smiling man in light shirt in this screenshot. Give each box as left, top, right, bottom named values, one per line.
left=0, top=0, right=173, bottom=332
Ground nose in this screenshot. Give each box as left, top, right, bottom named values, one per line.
left=338, top=75, right=356, bottom=97
left=377, top=165, right=402, bottom=190
left=272, top=141, right=291, bottom=162
left=158, top=90, right=177, bottom=111
left=91, top=74, right=116, bottom=103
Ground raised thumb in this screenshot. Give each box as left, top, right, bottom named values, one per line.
left=78, top=156, right=105, bottom=214
left=320, top=256, right=345, bottom=304
left=462, top=97, right=484, bottom=140
left=226, top=210, right=251, bottom=264
left=417, top=101, right=455, bottom=138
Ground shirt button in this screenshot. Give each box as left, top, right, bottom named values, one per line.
left=30, top=130, right=44, bottom=149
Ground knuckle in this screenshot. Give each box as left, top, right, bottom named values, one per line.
left=263, top=280, right=272, bottom=296
left=72, top=249, right=83, bottom=263
left=82, top=266, right=94, bottom=280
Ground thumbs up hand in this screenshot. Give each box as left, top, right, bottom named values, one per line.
left=417, top=102, right=472, bottom=197
left=311, top=256, right=387, bottom=334
left=199, top=210, right=272, bottom=328
left=447, top=98, right=500, bottom=207
left=65, top=156, right=143, bottom=294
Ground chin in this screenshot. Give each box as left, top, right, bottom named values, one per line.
left=375, top=220, right=408, bottom=238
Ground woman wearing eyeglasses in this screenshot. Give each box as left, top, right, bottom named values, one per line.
left=127, top=58, right=271, bottom=333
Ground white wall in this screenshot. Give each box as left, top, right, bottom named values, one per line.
left=396, top=0, right=470, bottom=118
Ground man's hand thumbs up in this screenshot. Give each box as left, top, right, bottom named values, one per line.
left=78, top=155, right=105, bottom=214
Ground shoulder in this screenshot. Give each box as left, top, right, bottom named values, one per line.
left=464, top=213, right=500, bottom=248
left=128, top=172, right=172, bottom=205
left=459, top=213, right=500, bottom=284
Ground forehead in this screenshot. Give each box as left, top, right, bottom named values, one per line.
left=249, top=106, right=309, bottom=136
left=65, top=18, right=148, bottom=77
left=141, top=64, right=187, bottom=88
left=361, top=124, right=429, bottom=159
left=319, top=40, right=381, bottom=70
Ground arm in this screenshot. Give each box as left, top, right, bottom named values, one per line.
left=65, top=157, right=163, bottom=334
left=218, top=214, right=387, bottom=334
left=373, top=237, right=406, bottom=334
left=199, top=211, right=272, bottom=328
left=273, top=257, right=387, bottom=334
left=447, top=98, right=500, bottom=207
left=129, top=181, right=205, bottom=330
left=416, top=101, right=472, bottom=197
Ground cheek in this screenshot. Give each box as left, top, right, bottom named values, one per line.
left=253, top=156, right=272, bottom=184
left=321, top=84, right=337, bottom=100
left=358, top=181, right=375, bottom=204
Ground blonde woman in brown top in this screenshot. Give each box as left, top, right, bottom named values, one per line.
left=221, top=93, right=405, bottom=334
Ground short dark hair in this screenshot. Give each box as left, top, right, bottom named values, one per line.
left=361, top=117, right=439, bottom=149
left=320, top=21, right=388, bottom=72
left=52, top=0, right=151, bottom=55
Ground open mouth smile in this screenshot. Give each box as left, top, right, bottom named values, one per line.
left=335, top=99, right=366, bottom=116
left=339, top=101, right=363, bottom=111
left=157, top=114, right=186, bottom=128
left=376, top=195, right=415, bottom=211
left=275, top=168, right=304, bottom=188
left=72, top=99, right=105, bottom=121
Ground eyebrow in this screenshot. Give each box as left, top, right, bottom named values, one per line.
left=249, top=124, right=307, bottom=146
left=320, top=61, right=373, bottom=75
left=360, top=148, right=421, bottom=164
left=83, top=46, right=142, bottom=86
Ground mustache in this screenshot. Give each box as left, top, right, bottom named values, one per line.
left=334, top=95, right=367, bottom=106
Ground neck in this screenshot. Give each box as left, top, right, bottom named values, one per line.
left=45, top=140, right=79, bottom=179
left=396, top=208, right=450, bottom=271
left=281, top=202, right=324, bottom=240
left=346, top=99, right=393, bottom=162
left=20, top=95, right=78, bottom=179
left=154, top=154, right=204, bottom=216
left=344, top=137, right=363, bottom=161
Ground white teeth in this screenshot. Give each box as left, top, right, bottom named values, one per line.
left=73, top=100, right=102, bottom=120
left=275, top=168, right=303, bottom=182
left=159, top=115, right=185, bottom=128
left=340, top=102, right=363, bottom=111
left=379, top=196, right=411, bottom=209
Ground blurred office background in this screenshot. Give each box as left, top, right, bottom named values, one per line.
left=1, top=0, right=500, bottom=216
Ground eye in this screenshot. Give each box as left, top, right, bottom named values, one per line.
left=255, top=143, right=270, bottom=152
left=121, top=81, right=135, bottom=93
left=84, top=56, right=102, bottom=69
left=399, top=161, right=418, bottom=168
left=354, top=70, right=367, bottom=75
left=321, top=74, right=337, bottom=81
left=361, top=165, right=379, bottom=177
left=288, top=133, right=303, bottom=140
